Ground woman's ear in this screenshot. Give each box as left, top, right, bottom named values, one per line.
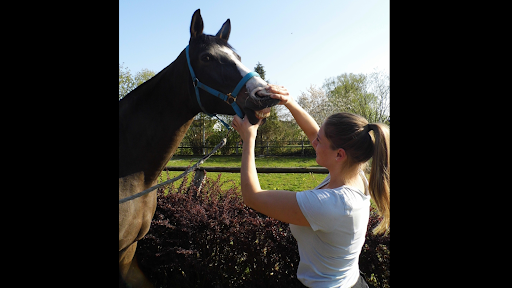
left=335, top=148, right=346, bottom=161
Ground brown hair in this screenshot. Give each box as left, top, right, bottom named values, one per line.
left=323, top=112, right=390, bottom=235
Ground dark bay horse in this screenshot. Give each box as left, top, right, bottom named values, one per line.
left=119, top=9, right=279, bottom=287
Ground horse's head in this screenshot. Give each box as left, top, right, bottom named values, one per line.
left=187, top=9, right=279, bottom=125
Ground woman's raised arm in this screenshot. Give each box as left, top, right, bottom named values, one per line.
left=268, top=85, right=320, bottom=144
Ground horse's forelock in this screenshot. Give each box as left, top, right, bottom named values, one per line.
left=196, top=34, right=235, bottom=51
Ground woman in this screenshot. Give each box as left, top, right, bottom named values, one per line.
left=231, top=84, right=390, bottom=288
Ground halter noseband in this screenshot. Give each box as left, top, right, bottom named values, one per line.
left=186, top=45, right=260, bottom=126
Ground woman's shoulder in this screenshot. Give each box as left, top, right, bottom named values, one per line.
left=297, top=187, right=349, bottom=210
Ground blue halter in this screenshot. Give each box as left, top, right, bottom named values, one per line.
left=185, top=45, right=260, bottom=128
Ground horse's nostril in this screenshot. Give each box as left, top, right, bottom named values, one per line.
left=250, top=87, right=272, bottom=99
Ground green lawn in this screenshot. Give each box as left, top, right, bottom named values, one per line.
left=159, top=155, right=324, bottom=192
left=165, top=155, right=321, bottom=168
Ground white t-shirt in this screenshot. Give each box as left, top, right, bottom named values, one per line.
left=289, top=172, right=370, bottom=288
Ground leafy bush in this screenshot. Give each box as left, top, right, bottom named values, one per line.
left=359, top=208, right=390, bottom=288
left=136, top=172, right=389, bottom=287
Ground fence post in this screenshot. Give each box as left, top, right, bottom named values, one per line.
left=301, top=140, right=304, bottom=156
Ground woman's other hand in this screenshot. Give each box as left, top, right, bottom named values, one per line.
left=232, top=115, right=261, bottom=142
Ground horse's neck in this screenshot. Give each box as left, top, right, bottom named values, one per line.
left=119, top=52, right=200, bottom=184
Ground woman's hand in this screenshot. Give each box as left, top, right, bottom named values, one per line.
left=267, top=84, right=292, bottom=106
left=232, top=115, right=261, bottom=142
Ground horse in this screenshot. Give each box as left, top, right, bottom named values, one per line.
left=119, top=9, right=279, bottom=287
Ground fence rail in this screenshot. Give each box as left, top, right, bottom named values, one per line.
left=176, top=140, right=315, bottom=156
left=164, top=166, right=328, bottom=174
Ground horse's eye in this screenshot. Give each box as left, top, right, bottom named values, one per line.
left=201, top=54, right=212, bottom=62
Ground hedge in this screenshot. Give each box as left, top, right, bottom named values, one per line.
left=135, top=171, right=389, bottom=288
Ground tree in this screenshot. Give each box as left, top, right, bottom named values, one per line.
left=257, top=106, right=282, bottom=138
left=206, top=122, right=243, bottom=155
left=365, top=70, right=390, bottom=125
left=119, top=63, right=135, bottom=100
left=182, top=113, right=217, bottom=155
left=134, top=68, right=156, bottom=88
left=254, top=62, right=266, bottom=82
left=323, top=71, right=389, bottom=124
left=253, top=62, right=283, bottom=153
left=296, top=85, right=333, bottom=126
left=119, top=63, right=156, bottom=100
left=323, top=73, right=368, bottom=117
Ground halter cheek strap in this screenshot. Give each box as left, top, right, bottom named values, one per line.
left=232, top=72, right=259, bottom=98
left=186, top=45, right=260, bottom=128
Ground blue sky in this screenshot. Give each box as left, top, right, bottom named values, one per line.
left=119, top=0, right=389, bottom=99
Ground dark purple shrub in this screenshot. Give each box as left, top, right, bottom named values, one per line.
left=359, top=207, right=390, bottom=288
left=136, top=172, right=302, bottom=287
left=136, top=172, right=389, bottom=287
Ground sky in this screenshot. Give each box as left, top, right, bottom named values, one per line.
left=119, top=0, right=389, bottom=100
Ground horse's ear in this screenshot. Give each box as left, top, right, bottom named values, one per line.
left=190, top=9, right=204, bottom=38
left=216, top=19, right=231, bottom=41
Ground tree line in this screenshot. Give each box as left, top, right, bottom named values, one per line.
left=119, top=62, right=389, bottom=154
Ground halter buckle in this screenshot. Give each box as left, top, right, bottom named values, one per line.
left=226, top=93, right=235, bottom=104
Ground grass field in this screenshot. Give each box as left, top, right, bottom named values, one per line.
left=165, top=155, right=321, bottom=168
left=158, top=155, right=325, bottom=193
left=159, top=155, right=376, bottom=209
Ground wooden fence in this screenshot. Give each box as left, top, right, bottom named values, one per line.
left=176, top=140, right=315, bottom=156
left=164, top=166, right=328, bottom=174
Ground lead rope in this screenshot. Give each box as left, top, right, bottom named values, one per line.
left=119, top=128, right=233, bottom=204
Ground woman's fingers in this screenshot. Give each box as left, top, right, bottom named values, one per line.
left=266, top=84, right=289, bottom=95
left=270, top=92, right=290, bottom=105
left=232, top=115, right=241, bottom=129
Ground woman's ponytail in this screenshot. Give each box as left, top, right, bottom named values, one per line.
left=368, top=123, right=390, bottom=235
left=323, top=113, right=390, bottom=235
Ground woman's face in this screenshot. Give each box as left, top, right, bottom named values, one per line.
left=312, top=124, right=337, bottom=168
